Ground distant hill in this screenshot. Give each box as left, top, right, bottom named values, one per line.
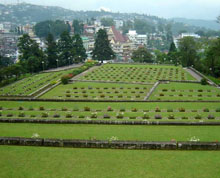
left=171, top=18, right=220, bottom=31
left=0, top=3, right=216, bottom=35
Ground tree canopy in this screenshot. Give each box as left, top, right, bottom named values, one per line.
left=132, top=47, right=153, bottom=63
left=92, top=29, right=115, bottom=63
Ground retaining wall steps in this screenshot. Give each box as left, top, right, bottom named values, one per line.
left=0, top=137, right=220, bottom=150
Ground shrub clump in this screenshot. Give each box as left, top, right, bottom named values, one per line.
left=18, top=112, right=25, bottom=117
left=201, top=78, right=208, bottom=85
left=61, top=74, right=73, bottom=85
left=168, top=115, right=175, bottom=119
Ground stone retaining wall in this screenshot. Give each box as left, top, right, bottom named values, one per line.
left=1, top=118, right=220, bottom=126
left=0, top=137, right=220, bottom=150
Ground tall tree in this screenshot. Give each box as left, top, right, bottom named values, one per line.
left=58, top=31, right=74, bottom=66
left=73, top=20, right=84, bottom=35
left=18, top=34, right=44, bottom=72
left=205, top=38, right=220, bottom=77
left=178, top=37, right=198, bottom=67
left=132, top=47, right=153, bottom=63
left=45, top=33, right=58, bottom=68
left=72, top=34, right=87, bottom=63
left=92, top=29, right=115, bottom=63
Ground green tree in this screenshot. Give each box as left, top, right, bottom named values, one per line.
left=73, top=34, right=87, bottom=63
left=45, top=33, right=58, bottom=68
left=205, top=38, right=220, bottom=77
left=58, top=31, right=75, bottom=66
left=132, top=47, right=153, bottom=63
left=0, top=56, right=13, bottom=68
left=101, top=18, right=115, bottom=27
left=73, top=20, right=84, bottom=35
left=92, top=29, right=115, bottom=63
left=178, top=37, right=198, bottom=67
left=34, top=20, right=71, bottom=38
left=134, top=19, right=155, bottom=34
left=18, top=34, right=44, bottom=72
left=154, top=50, right=167, bottom=64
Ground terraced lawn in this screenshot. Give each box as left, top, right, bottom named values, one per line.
left=41, top=82, right=152, bottom=101
left=79, top=64, right=196, bottom=83
left=149, top=82, right=220, bottom=101
left=1, top=123, right=220, bottom=142
left=0, top=69, right=73, bottom=96
left=0, top=146, right=220, bottom=178
left=1, top=101, right=220, bottom=121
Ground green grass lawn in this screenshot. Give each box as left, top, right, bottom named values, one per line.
left=79, top=64, right=196, bottom=83
left=1, top=101, right=220, bottom=121
left=0, top=146, right=220, bottom=178
left=41, top=82, right=152, bottom=100
left=0, top=69, right=74, bottom=96
left=149, top=82, right=220, bottom=101
left=0, top=123, right=220, bottom=142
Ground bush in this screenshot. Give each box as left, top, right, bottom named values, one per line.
left=18, top=112, right=25, bottom=117
left=66, top=113, right=72, bottom=118
left=179, top=108, right=185, bottom=112
left=39, top=106, right=45, bottom=111
left=129, top=116, right=136, bottom=119
left=120, top=108, right=125, bottom=112
left=91, top=113, right=98, bottom=118
left=61, top=107, right=68, bottom=111
left=195, top=114, right=202, bottom=119
left=79, top=115, right=85, bottom=118
left=61, top=74, right=73, bottom=85
left=41, top=112, right=48, bottom=118
left=168, top=115, right=175, bottom=119
left=116, top=113, right=124, bottom=119
left=155, top=107, right=161, bottom=112
left=155, top=115, right=162, bottom=119
left=216, top=108, right=220, bottom=112
left=84, top=106, right=90, bottom=111
left=181, top=116, right=188, bottom=120
left=143, top=113, right=150, bottom=119
left=167, top=109, right=173, bottom=112
left=203, top=108, right=209, bottom=112
left=201, top=78, right=208, bottom=85
left=18, top=106, right=24, bottom=110
left=131, top=108, right=138, bottom=112
left=7, top=113, right=13, bottom=117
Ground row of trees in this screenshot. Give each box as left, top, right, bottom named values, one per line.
left=0, top=31, right=87, bottom=85
left=34, top=20, right=84, bottom=38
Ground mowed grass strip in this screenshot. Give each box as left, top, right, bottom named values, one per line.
left=40, top=82, right=152, bottom=100
left=79, top=64, right=196, bottom=83
left=150, top=82, right=220, bottom=101
left=1, top=101, right=220, bottom=121
left=0, top=146, right=220, bottom=178
left=1, top=123, right=220, bottom=142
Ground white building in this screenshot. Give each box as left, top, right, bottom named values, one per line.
left=181, top=33, right=200, bottom=39
left=127, top=30, right=148, bottom=48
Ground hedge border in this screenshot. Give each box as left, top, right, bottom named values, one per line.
left=1, top=118, right=220, bottom=126
left=0, top=137, right=220, bottom=150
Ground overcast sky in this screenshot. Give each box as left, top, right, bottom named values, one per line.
left=7, top=0, right=220, bottom=20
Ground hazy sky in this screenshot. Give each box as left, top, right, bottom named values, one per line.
left=11, top=0, right=220, bottom=20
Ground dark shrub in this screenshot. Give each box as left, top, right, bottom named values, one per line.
left=168, top=115, right=175, bottom=119
left=182, top=116, right=188, bottom=120
left=103, top=114, right=111, bottom=119
left=195, top=114, right=202, bottom=119
left=216, top=108, right=220, bottom=112
left=132, top=108, right=138, bottom=112
left=18, top=112, right=25, bottom=117
left=53, top=114, right=60, bottom=118
left=167, top=109, right=173, bottom=112
left=18, top=106, right=24, bottom=110
left=84, top=106, right=90, bottom=111
left=79, top=115, right=85, bottom=118
left=41, top=112, right=48, bottom=118
left=203, top=108, right=209, bottom=112
left=201, top=78, right=208, bottom=85
left=107, top=107, right=113, bottom=112
left=143, top=114, right=150, bottom=119
left=66, top=113, right=72, bottom=118
left=7, top=113, right=13, bottom=117
left=155, top=107, right=161, bottom=112
left=179, top=108, right=185, bottom=112
left=39, top=106, right=45, bottom=111
left=116, top=113, right=124, bottom=119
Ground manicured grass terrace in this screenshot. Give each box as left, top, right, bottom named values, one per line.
left=0, top=123, right=220, bottom=142
left=0, top=69, right=73, bottom=96
left=1, top=101, right=220, bottom=121
left=150, top=82, right=220, bottom=101
left=0, top=146, right=220, bottom=178
left=41, top=82, right=152, bottom=100
left=79, top=64, right=196, bottom=83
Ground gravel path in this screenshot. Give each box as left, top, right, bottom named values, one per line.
left=184, top=68, right=202, bottom=82
left=42, top=63, right=83, bottom=73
